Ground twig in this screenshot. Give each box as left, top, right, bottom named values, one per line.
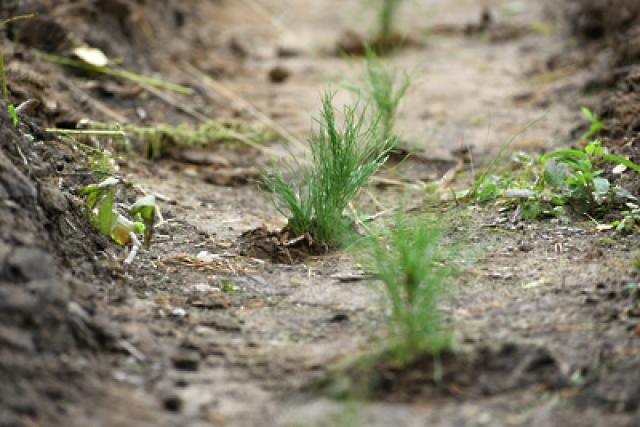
left=124, top=232, right=142, bottom=264
left=241, top=0, right=295, bottom=37
left=181, top=62, right=306, bottom=152
left=59, top=78, right=128, bottom=123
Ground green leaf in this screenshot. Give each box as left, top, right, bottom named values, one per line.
left=585, top=140, right=605, bottom=159
left=129, top=194, right=156, bottom=221
left=543, top=158, right=567, bottom=188
left=581, top=106, right=596, bottom=123
left=7, top=104, right=17, bottom=126
left=540, top=149, right=586, bottom=163
left=129, top=194, right=156, bottom=248
left=221, top=279, right=238, bottom=292
left=593, top=177, right=610, bottom=199
left=96, top=188, right=117, bottom=235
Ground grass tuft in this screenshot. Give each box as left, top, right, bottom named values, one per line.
left=260, top=92, right=396, bottom=244
left=353, top=212, right=456, bottom=363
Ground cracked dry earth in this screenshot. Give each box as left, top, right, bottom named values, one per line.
left=1, top=0, right=640, bottom=426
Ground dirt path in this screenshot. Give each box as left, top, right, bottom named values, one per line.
left=1, top=1, right=639, bottom=426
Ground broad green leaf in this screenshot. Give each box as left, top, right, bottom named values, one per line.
left=129, top=194, right=156, bottom=221
left=582, top=107, right=596, bottom=122
left=543, top=158, right=567, bottom=188
left=96, top=188, right=117, bottom=235
left=593, top=177, right=610, bottom=198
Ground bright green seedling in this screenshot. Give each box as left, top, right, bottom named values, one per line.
left=358, top=213, right=455, bottom=363
left=580, top=107, right=605, bottom=141
left=260, top=92, right=396, bottom=244
left=7, top=104, right=17, bottom=126
left=129, top=194, right=157, bottom=248
left=79, top=178, right=156, bottom=248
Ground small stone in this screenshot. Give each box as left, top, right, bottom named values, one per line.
left=171, top=308, right=187, bottom=318
left=38, top=183, right=68, bottom=214
left=189, top=295, right=229, bottom=309
left=171, top=349, right=200, bottom=371
left=268, top=65, right=291, bottom=83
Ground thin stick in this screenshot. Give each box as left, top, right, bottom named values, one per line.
left=241, top=0, right=295, bottom=37
left=140, top=81, right=209, bottom=122
left=181, top=61, right=306, bottom=152
left=60, top=78, right=128, bottom=123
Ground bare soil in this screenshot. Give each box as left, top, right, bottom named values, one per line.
left=1, top=1, right=639, bottom=426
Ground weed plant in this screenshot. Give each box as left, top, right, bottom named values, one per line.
left=472, top=140, right=640, bottom=221
left=260, top=92, right=395, bottom=244
left=353, top=213, right=456, bottom=363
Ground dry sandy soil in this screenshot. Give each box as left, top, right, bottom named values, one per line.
left=1, top=0, right=639, bottom=426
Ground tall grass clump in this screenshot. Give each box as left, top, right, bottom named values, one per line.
left=260, top=92, right=396, bottom=244
left=357, top=213, right=456, bottom=363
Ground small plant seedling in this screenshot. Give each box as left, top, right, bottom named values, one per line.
left=355, top=213, right=455, bottom=363
left=260, top=92, right=396, bottom=244
left=344, top=45, right=410, bottom=142
left=79, top=177, right=157, bottom=248
left=580, top=107, right=605, bottom=141
left=376, top=0, right=405, bottom=45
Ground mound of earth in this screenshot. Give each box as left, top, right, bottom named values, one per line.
left=0, top=101, right=118, bottom=425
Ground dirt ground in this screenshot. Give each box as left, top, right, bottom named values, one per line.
left=1, top=0, right=640, bottom=426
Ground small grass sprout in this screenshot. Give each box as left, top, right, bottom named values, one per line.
left=580, top=106, right=605, bottom=141
left=343, top=45, right=410, bottom=142
left=376, top=0, right=405, bottom=45
left=359, top=213, right=455, bottom=363
left=260, top=92, right=396, bottom=244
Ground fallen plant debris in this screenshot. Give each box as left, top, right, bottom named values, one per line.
left=79, top=177, right=157, bottom=249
